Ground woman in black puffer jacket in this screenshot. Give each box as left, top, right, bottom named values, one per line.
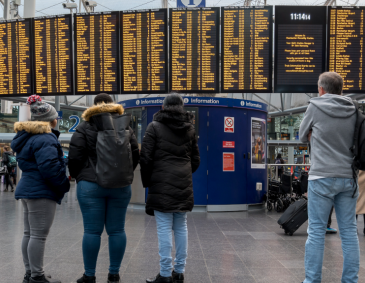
left=141, top=94, right=200, bottom=283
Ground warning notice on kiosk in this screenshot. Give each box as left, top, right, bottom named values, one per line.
left=224, top=117, right=234, bottom=133
left=223, top=153, right=235, bottom=172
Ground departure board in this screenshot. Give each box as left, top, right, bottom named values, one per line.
left=75, top=12, right=120, bottom=94
left=274, top=6, right=326, bottom=93
left=33, top=15, right=73, bottom=95
left=121, top=9, right=168, bottom=94
left=222, top=6, right=273, bottom=93
left=169, top=7, right=220, bottom=93
left=0, top=18, right=33, bottom=96
left=328, top=7, right=365, bottom=93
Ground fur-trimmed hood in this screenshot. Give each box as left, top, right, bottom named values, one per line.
left=14, top=121, right=52, bottom=134
left=82, top=103, right=124, bottom=122
left=153, top=110, right=194, bottom=133
left=12, top=121, right=59, bottom=154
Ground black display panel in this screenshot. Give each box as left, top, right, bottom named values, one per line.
left=75, top=12, right=120, bottom=94
left=169, top=7, right=220, bottom=93
left=121, top=9, right=168, bottom=94
left=221, top=6, right=273, bottom=93
left=33, top=15, right=73, bottom=96
left=0, top=18, right=33, bottom=96
left=274, top=6, right=326, bottom=93
left=328, top=6, right=365, bottom=93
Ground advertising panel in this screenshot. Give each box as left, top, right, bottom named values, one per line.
left=251, top=117, right=266, bottom=169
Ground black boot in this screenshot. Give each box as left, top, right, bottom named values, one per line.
left=172, top=271, right=184, bottom=283
left=108, top=273, right=120, bottom=283
left=76, top=274, right=96, bottom=283
left=146, top=273, right=173, bottom=283
left=23, top=271, right=31, bottom=283
left=30, top=274, right=60, bottom=283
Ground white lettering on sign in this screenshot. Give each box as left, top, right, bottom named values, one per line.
left=224, top=117, right=234, bottom=133
left=246, top=102, right=262, bottom=108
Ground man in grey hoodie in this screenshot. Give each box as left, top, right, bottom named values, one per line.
left=299, top=72, right=360, bottom=283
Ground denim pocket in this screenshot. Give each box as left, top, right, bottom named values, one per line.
left=78, top=180, right=98, bottom=192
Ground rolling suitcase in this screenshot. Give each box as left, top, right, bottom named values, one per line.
left=277, top=198, right=308, bottom=236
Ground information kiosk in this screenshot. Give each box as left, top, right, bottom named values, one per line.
left=122, top=97, right=268, bottom=212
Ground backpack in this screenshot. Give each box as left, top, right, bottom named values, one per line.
left=7, top=154, right=17, bottom=168
left=275, top=158, right=282, bottom=170
left=88, top=113, right=134, bottom=188
left=350, top=101, right=365, bottom=196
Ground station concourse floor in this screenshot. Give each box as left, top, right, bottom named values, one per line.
left=1, top=183, right=365, bottom=283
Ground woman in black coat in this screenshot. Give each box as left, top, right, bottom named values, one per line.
left=140, top=94, right=200, bottom=283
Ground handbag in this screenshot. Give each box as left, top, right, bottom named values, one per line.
left=0, top=166, right=8, bottom=175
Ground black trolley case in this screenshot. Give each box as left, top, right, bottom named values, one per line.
left=277, top=198, right=308, bottom=236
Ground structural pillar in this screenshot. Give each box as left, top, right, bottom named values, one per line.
left=55, top=96, right=60, bottom=131
left=288, top=126, right=295, bottom=165
left=23, top=0, right=36, bottom=18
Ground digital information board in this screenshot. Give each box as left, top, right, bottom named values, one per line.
left=328, top=7, right=365, bottom=93
left=170, top=7, right=220, bottom=93
left=222, top=6, right=272, bottom=93
left=0, top=19, right=33, bottom=96
left=121, top=9, right=168, bottom=94
left=33, top=15, right=73, bottom=95
left=274, top=6, right=326, bottom=93
left=75, top=12, right=120, bottom=94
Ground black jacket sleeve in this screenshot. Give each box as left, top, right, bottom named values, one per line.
left=129, top=127, right=140, bottom=171
left=140, top=123, right=157, bottom=188
left=2, top=153, right=8, bottom=167
left=191, top=133, right=200, bottom=173
left=68, top=123, right=87, bottom=179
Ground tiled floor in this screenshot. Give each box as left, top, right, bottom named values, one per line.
left=1, top=183, right=365, bottom=283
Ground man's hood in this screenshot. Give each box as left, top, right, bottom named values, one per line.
left=310, top=93, right=356, bottom=118
left=153, top=110, right=194, bottom=133
left=82, top=103, right=124, bottom=122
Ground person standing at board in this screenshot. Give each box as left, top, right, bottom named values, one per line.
left=68, top=93, right=140, bottom=283
left=11, top=95, right=70, bottom=283
left=140, top=94, right=200, bottom=283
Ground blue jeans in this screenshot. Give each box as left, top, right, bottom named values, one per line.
left=154, top=211, right=188, bottom=277
left=77, top=181, right=131, bottom=276
left=304, top=178, right=359, bottom=283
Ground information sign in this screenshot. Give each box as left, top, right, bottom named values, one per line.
left=177, top=0, right=206, bottom=8
left=169, top=7, right=220, bottom=93
left=0, top=18, right=33, bottom=96
left=223, top=141, right=235, bottom=148
left=74, top=12, right=120, bottom=94
left=274, top=6, right=326, bottom=93
left=121, top=9, right=168, bottom=94
left=33, top=15, right=73, bottom=95
left=328, top=6, right=365, bottom=93
left=224, top=117, right=234, bottom=133
left=221, top=6, right=273, bottom=93
left=223, top=152, right=235, bottom=172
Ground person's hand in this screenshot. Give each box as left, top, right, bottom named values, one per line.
left=307, top=130, right=312, bottom=142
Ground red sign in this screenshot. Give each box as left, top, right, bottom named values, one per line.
left=223, top=153, right=235, bottom=172
left=224, top=117, right=234, bottom=133
left=223, top=141, right=235, bottom=148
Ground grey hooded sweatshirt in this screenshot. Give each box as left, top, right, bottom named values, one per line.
left=299, top=93, right=356, bottom=179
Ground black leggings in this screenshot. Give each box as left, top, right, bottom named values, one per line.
left=4, top=173, right=13, bottom=189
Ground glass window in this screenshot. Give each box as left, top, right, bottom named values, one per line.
left=125, top=108, right=142, bottom=149
left=58, top=109, right=83, bottom=134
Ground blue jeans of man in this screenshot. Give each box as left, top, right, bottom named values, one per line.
left=304, top=178, right=359, bottom=283
left=154, top=211, right=188, bottom=277
left=77, top=181, right=131, bottom=276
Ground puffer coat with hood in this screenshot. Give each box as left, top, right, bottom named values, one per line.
left=11, top=121, right=70, bottom=204
left=140, top=109, right=200, bottom=216
left=68, top=103, right=140, bottom=183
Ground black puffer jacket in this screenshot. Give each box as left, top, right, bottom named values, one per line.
left=68, top=103, right=140, bottom=183
left=140, top=109, right=200, bottom=216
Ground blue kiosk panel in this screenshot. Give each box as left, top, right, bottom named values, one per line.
left=121, top=97, right=268, bottom=211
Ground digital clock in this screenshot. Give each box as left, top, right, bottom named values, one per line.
left=290, top=13, right=311, bottom=20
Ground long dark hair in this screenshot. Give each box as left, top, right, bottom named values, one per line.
left=276, top=154, right=282, bottom=159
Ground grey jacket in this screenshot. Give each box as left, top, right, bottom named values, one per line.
left=299, top=93, right=356, bottom=179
